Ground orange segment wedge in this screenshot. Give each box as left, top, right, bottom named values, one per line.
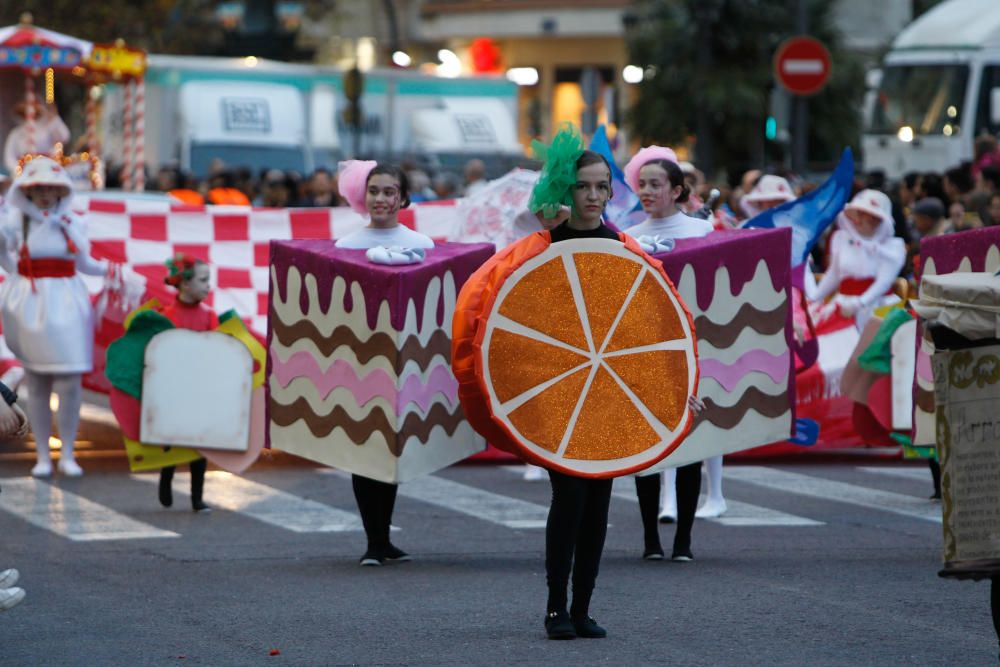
left=461, top=236, right=698, bottom=479
left=498, top=256, right=589, bottom=350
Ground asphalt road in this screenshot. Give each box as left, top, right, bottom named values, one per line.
left=0, top=450, right=994, bottom=666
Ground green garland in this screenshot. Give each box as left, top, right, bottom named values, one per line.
left=528, top=123, right=585, bottom=219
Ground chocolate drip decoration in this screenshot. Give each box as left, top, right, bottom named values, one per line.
left=692, top=301, right=788, bottom=348
left=700, top=387, right=791, bottom=429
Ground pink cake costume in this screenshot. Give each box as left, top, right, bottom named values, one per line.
left=0, top=156, right=109, bottom=477
left=269, top=160, right=491, bottom=565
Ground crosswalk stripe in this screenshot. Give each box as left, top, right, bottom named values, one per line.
left=609, top=479, right=823, bottom=527
left=133, top=471, right=362, bottom=533
left=858, top=466, right=930, bottom=482
left=321, top=469, right=550, bottom=529
left=0, top=477, right=178, bottom=541
left=725, top=466, right=942, bottom=523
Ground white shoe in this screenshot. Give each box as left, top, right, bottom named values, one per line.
left=695, top=498, right=728, bottom=519
left=522, top=465, right=544, bottom=481
left=31, top=460, right=52, bottom=478
left=0, top=587, right=25, bottom=611
left=0, top=569, right=18, bottom=589
left=58, top=458, right=84, bottom=477
left=658, top=506, right=677, bottom=523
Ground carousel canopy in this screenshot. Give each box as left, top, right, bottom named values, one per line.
left=0, top=22, right=93, bottom=71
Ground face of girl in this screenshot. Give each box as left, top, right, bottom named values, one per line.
left=24, top=185, right=64, bottom=210
left=637, top=163, right=681, bottom=218
left=571, top=162, right=611, bottom=225
left=847, top=209, right=881, bottom=238
left=179, top=263, right=211, bottom=304
left=365, top=173, right=402, bottom=227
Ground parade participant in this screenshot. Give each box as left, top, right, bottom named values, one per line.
left=0, top=379, right=30, bottom=611
left=0, top=156, right=110, bottom=477
left=807, top=189, right=906, bottom=332
left=335, top=160, right=432, bottom=565
left=739, top=174, right=796, bottom=219
left=622, top=146, right=718, bottom=561
left=528, top=129, right=702, bottom=638
left=3, top=103, right=70, bottom=175
left=156, top=253, right=217, bottom=513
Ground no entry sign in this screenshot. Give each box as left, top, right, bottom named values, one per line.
left=774, top=36, right=831, bottom=96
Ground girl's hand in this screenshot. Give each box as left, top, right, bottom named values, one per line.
left=12, top=404, right=28, bottom=438
left=535, top=205, right=570, bottom=230
left=688, top=395, right=705, bottom=414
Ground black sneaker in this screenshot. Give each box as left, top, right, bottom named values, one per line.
left=544, top=610, right=576, bottom=640
left=191, top=500, right=212, bottom=513
left=359, top=550, right=384, bottom=567
left=384, top=544, right=411, bottom=562
left=571, top=616, right=607, bottom=639
left=671, top=547, right=694, bottom=562
left=643, top=547, right=665, bottom=561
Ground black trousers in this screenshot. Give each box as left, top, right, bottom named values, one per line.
left=545, top=470, right=613, bottom=617
left=160, top=458, right=207, bottom=505
left=352, top=474, right=398, bottom=552
left=634, top=462, right=702, bottom=553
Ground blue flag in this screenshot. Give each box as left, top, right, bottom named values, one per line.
left=743, top=148, right=855, bottom=266
left=589, top=125, right=645, bottom=230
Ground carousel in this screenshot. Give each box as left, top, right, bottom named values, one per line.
left=0, top=12, right=146, bottom=190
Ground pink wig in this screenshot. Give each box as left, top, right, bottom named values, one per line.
left=623, top=145, right=679, bottom=195
left=337, top=160, right=378, bottom=214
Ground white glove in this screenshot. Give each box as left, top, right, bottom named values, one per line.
left=636, top=235, right=676, bottom=254
left=365, top=246, right=426, bottom=265
left=834, top=294, right=861, bottom=317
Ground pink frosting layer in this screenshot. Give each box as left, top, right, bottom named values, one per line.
left=270, top=350, right=458, bottom=413
left=699, top=349, right=790, bottom=392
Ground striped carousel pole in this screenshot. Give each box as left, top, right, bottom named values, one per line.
left=85, top=85, right=99, bottom=156
left=23, top=73, right=37, bottom=157
left=133, top=75, right=145, bottom=192
left=121, top=78, right=134, bottom=191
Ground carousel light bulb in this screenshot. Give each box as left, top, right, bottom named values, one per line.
left=45, top=67, right=54, bottom=104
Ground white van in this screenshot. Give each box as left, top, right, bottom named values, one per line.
left=862, top=0, right=1000, bottom=177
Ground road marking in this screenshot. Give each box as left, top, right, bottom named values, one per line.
left=133, top=471, right=362, bottom=533
left=725, top=466, right=942, bottom=523
left=858, top=466, right=930, bottom=482
left=0, top=477, right=178, bottom=541
left=321, top=469, right=550, bottom=529
left=610, top=479, right=823, bottom=527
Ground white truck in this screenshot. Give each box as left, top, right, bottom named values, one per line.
left=862, top=0, right=1000, bottom=177
left=101, top=55, right=523, bottom=178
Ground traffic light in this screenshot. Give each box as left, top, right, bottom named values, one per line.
left=765, top=116, right=778, bottom=141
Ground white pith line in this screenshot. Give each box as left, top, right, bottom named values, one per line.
left=602, top=339, right=689, bottom=357
left=554, top=362, right=602, bottom=458
left=601, top=360, right=672, bottom=440
left=562, top=253, right=596, bottom=356
left=491, top=314, right=590, bottom=357
left=498, top=360, right=594, bottom=413
left=597, top=266, right=647, bottom=356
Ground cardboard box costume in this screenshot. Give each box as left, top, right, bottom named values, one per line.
left=267, top=240, right=493, bottom=483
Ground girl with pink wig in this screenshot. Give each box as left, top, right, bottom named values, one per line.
left=335, top=160, right=434, bottom=250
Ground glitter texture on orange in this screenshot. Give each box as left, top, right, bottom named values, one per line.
left=452, top=233, right=698, bottom=479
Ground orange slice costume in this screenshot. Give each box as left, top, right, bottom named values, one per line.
left=452, top=230, right=699, bottom=479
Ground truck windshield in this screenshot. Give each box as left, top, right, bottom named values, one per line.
left=189, top=144, right=307, bottom=178
left=868, top=64, right=969, bottom=136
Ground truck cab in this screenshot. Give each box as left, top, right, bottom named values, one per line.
left=862, top=0, right=1000, bottom=177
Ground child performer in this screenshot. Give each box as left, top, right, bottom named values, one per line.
left=156, top=253, right=217, bottom=512
left=0, top=156, right=110, bottom=477
left=529, top=128, right=702, bottom=639
left=807, top=189, right=906, bottom=332
left=335, top=160, right=432, bottom=566
left=622, top=146, right=718, bottom=562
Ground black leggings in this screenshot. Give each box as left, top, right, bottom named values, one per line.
left=352, top=474, right=398, bottom=552
left=160, top=458, right=207, bottom=504
left=634, top=462, right=702, bottom=552
left=993, top=578, right=1000, bottom=651
left=545, top=470, right=613, bottom=617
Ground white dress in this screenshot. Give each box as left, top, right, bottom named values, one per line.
left=626, top=211, right=714, bottom=239
left=0, top=197, right=106, bottom=373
